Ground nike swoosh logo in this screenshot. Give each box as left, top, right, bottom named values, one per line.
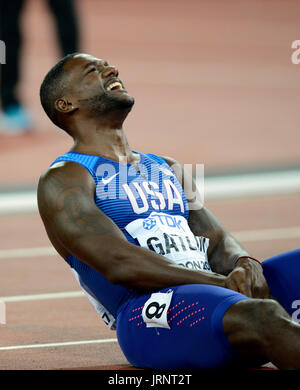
left=102, top=172, right=119, bottom=185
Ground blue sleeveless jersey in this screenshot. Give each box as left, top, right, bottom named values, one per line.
left=50, top=151, right=189, bottom=329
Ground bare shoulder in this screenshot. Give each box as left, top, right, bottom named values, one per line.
left=160, top=155, right=183, bottom=185
left=37, top=161, right=101, bottom=259
left=37, top=161, right=95, bottom=217
left=39, top=160, right=93, bottom=189
left=160, top=155, right=182, bottom=168
left=161, top=155, right=205, bottom=211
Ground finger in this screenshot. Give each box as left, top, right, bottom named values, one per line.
left=252, top=281, right=270, bottom=299
left=228, top=268, right=253, bottom=297
left=225, top=277, right=240, bottom=294
left=237, top=281, right=252, bottom=297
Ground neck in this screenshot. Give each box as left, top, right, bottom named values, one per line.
left=70, top=114, right=136, bottom=164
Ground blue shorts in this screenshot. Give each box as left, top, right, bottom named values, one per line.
left=116, top=249, right=300, bottom=369
left=117, top=284, right=249, bottom=369
left=262, top=248, right=300, bottom=316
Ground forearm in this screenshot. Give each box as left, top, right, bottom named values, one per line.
left=64, top=230, right=226, bottom=291
left=187, top=208, right=250, bottom=275
left=208, top=232, right=250, bottom=275
left=110, top=241, right=226, bottom=291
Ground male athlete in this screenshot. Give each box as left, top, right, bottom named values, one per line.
left=38, top=53, right=300, bottom=369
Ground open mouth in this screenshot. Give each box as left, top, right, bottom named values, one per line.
left=106, top=81, right=123, bottom=91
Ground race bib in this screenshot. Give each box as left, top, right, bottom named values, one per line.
left=125, top=212, right=211, bottom=273
left=142, top=290, right=173, bottom=329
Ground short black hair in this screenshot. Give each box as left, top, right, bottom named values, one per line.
left=40, top=53, right=78, bottom=129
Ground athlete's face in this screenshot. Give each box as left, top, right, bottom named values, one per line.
left=65, top=54, right=134, bottom=116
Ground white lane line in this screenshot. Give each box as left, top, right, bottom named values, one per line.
left=0, top=226, right=299, bottom=304
left=0, top=291, right=84, bottom=302
left=0, top=168, right=299, bottom=215
left=233, top=226, right=300, bottom=242
left=0, top=338, right=118, bottom=351
left=0, top=246, right=57, bottom=259
left=0, top=226, right=299, bottom=261
left=0, top=192, right=37, bottom=215
left=204, top=169, right=300, bottom=200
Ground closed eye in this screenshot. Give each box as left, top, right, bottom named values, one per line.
left=86, top=67, right=97, bottom=74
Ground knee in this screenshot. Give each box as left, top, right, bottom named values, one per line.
left=223, top=299, right=287, bottom=349
left=249, top=298, right=287, bottom=323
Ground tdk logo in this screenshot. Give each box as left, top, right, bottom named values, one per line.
left=143, top=214, right=186, bottom=232
left=143, top=218, right=157, bottom=230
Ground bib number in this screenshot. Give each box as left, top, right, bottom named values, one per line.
left=142, top=290, right=173, bottom=329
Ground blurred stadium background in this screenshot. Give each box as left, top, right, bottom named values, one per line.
left=0, top=0, right=299, bottom=369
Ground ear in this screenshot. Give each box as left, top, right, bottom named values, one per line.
left=54, top=97, right=78, bottom=114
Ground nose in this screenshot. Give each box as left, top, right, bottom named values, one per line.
left=102, top=65, right=119, bottom=79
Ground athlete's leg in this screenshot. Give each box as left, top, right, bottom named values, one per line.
left=223, top=250, right=300, bottom=369
left=47, top=0, right=79, bottom=56
left=117, top=248, right=300, bottom=370
left=117, top=284, right=251, bottom=369
left=261, top=249, right=300, bottom=315
left=0, top=0, right=25, bottom=109
left=223, top=298, right=300, bottom=369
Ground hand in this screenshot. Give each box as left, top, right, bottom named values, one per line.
left=224, top=257, right=270, bottom=298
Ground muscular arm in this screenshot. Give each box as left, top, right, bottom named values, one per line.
left=187, top=207, right=249, bottom=275
left=38, top=162, right=227, bottom=291
left=162, top=156, right=270, bottom=298
left=161, top=156, right=249, bottom=275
